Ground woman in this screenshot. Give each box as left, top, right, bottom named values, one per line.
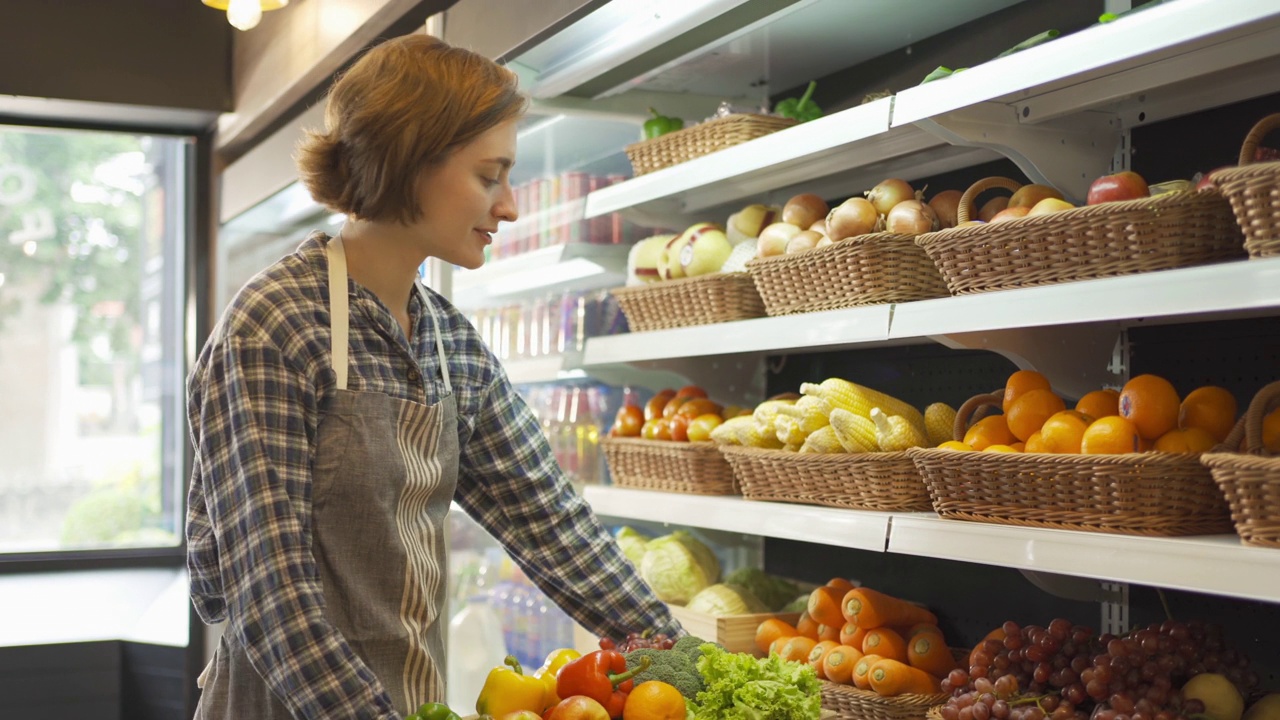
left=186, top=34, right=681, bottom=718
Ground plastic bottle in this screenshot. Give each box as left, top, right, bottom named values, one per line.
left=445, top=594, right=507, bottom=712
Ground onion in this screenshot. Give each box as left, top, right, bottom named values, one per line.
left=785, top=230, right=824, bottom=254
left=927, top=189, right=962, bottom=229
left=865, top=178, right=916, bottom=216
left=826, top=197, right=879, bottom=241
left=885, top=200, right=938, bottom=234
left=977, top=196, right=1009, bottom=222
left=756, top=222, right=802, bottom=258
left=809, top=218, right=828, bottom=236
left=781, top=193, right=830, bottom=229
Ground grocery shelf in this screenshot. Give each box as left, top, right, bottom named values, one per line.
left=501, top=352, right=585, bottom=385
left=584, top=486, right=891, bottom=553
left=451, top=242, right=631, bottom=308
left=888, top=515, right=1280, bottom=605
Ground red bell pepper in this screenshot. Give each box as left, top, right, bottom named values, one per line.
left=554, top=649, right=651, bottom=718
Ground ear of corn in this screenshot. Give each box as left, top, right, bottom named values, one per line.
left=774, top=414, right=811, bottom=447
left=711, top=415, right=783, bottom=448
left=801, top=378, right=925, bottom=430
left=800, top=425, right=846, bottom=454
left=924, top=402, right=959, bottom=447
left=753, top=399, right=796, bottom=438
left=829, top=408, right=878, bottom=453
left=871, top=407, right=929, bottom=452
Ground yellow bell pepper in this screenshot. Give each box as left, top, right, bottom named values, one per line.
left=534, top=648, right=582, bottom=710
left=475, top=655, right=546, bottom=717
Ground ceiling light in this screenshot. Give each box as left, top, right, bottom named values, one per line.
left=202, top=0, right=289, bottom=31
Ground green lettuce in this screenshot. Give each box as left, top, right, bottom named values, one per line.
left=692, top=643, right=821, bottom=720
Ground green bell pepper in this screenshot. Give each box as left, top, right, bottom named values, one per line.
left=643, top=108, right=683, bottom=139
left=406, top=702, right=461, bottom=720
left=775, top=80, right=822, bottom=122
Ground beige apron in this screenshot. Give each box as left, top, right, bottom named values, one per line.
left=196, top=235, right=460, bottom=717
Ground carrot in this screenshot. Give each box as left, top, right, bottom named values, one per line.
left=823, top=645, right=863, bottom=685
left=838, top=621, right=864, bottom=647
left=817, top=623, right=841, bottom=643
left=796, top=612, right=821, bottom=640
left=755, top=617, right=798, bottom=654
left=861, top=627, right=909, bottom=663
left=908, top=630, right=958, bottom=677
left=769, top=635, right=793, bottom=657
left=851, top=653, right=883, bottom=690
left=780, top=636, right=818, bottom=663
left=808, top=585, right=846, bottom=627
left=842, top=587, right=938, bottom=629
left=827, top=577, right=856, bottom=595
left=904, top=622, right=942, bottom=639
left=969, top=627, right=1006, bottom=667
left=808, top=640, right=840, bottom=679
left=868, top=658, right=941, bottom=696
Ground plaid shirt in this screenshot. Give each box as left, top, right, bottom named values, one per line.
left=186, top=232, right=679, bottom=719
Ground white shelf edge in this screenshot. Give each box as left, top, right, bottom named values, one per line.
left=452, top=243, right=632, bottom=308
left=584, top=486, right=891, bottom=552
left=889, top=258, right=1280, bottom=339
left=501, top=352, right=585, bottom=385
left=584, top=98, right=895, bottom=219
left=888, top=515, right=1280, bottom=604
left=584, top=304, right=894, bottom=366
left=890, top=0, right=1280, bottom=128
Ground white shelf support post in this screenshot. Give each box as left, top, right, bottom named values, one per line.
left=912, top=102, right=1122, bottom=204
left=931, top=323, right=1125, bottom=400
left=1101, top=581, right=1131, bottom=636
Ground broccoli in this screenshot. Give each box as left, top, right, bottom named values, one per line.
left=624, top=647, right=705, bottom=699
left=672, top=634, right=723, bottom=661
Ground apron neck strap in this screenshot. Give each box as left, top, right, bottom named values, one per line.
left=327, top=234, right=453, bottom=395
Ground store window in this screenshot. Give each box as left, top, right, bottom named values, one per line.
left=0, top=124, right=190, bottom=554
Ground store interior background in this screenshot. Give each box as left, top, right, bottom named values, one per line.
left=1, top=0, right=1279, bottom=718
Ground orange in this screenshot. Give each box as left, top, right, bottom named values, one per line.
left=755, top=617, right=798, bottom=654
left=1264, top=407, right=1280, bottom=452
left=1081, top=416, right=1143, bottom=454
left=1119, top=374, right=1181, bottom=441
left=1004, top=370, right=1052, bottom=413
left=938, top=440, right=974, bottom=451
left=624, top=680, right=687, bottom=720
left=779, top=636, right=819, bottom=663
left=1178, top=386, right=1238, bottom=443
left=1039, top=410, right=1093, bottom=454
left=1154, top=427, right=1217, bottom=453
left=1006, top=388, right=1066, bottom=441
left=1024, top=432, right=1049, bottom=454
left=1076, top=389, right=1121, bottom=419
left=964, top=415, right=1016, bottom=451
left=983, top=444, right=1019, bottom=453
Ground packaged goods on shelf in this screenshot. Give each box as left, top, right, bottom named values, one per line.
left=465, top=287, right=628, bottom=362
left=492, top=172, right=640, bottom=261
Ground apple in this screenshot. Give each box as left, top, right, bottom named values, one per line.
left=977, top=196, right=1009, bottom=222
left=1087, top=171, right=1150, bottom=205
left=499, top=712, right=544, bottom=720
left=785, top=229, right=823, bottom=254
left=630, top=234, right=673, bottom=284
left=1027, top=198, right=1075, bottom=216
left=727, top=203, right=780, bottom=243
left=679, top=223, right=733, bottom=277
left=1008, top=184, right=1064, bottom=209
left=989, top=206, right=1031, bottom=222
left=545, top=695, right=610, bottom=720
left=658, top=233, right=688, bottom=280
left=1196, top=167, right=1232, bottom=192
left=756, top=222, right=802, bottom=258
left=781, top=193, right=830, bottom=229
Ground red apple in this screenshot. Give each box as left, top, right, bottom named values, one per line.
left=1195, top=166, right=1232, bottom=192
left=1087, top=171, right=1150, bottom=205
left=545, top=695, right=610, bottom=720
left=499, top=713, right=544, bottom=720
left=989, top=206, right=1030, bottom=223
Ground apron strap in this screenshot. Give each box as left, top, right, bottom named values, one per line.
left=326, top=235, right=351, bottom=391
left=415, top=283, right=452, bottom=395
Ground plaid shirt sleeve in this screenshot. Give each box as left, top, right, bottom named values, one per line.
left=188, top=331, right=400, bottom=720
left=453, top=360, right=682, bottom=641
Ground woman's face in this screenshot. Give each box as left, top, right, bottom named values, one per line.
left=413, top=117, right=519, bottom=269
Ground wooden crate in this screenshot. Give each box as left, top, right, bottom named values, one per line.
left=668, top=605, right=802, bottom=657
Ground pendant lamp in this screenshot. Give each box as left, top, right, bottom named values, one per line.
left=202, top=0, right=289, bottom=31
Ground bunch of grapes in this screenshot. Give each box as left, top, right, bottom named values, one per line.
left=599, top=630, right=675, bottom=652
left=938, top=619, right=1257, bottom=720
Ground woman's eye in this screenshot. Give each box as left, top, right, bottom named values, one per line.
left=480, top=176, right=500, bottom=188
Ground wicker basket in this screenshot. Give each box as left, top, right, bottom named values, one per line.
left=719, top=446, right=932, bottom=512
left=601, top=437, right=738, bottom=495
left=1209, top=113, right=1280, bottom=258
left=915, top=176, right=1245, bottom=295
left=908, top=390, right=1233, bottom=536
left=610, top=272, right=765, bottom=331
left=624, top=114, right=798, bottom=176
left=822, top=681, right=948, bottom=720
left=1202, top=380, right=1280, bottom=548
left=745, top=232, right=950, bottom=316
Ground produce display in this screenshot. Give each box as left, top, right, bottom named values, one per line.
left=607, top=384, right=750, bottom=443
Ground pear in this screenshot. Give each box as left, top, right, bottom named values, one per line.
left=1182, top=673, right=1244, bottom=720
left=629, top=234, right=673, bottom=284
left=678, top=223, right=732, bottom=277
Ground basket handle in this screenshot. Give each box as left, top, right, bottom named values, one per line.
left=1221, top=380, right=1280, bottom=454
left=1239, top=113, right=1280, bottom=166
left=956, top=177, right=1023, bottom=224
left=953, top=390, right=1004, bottom=442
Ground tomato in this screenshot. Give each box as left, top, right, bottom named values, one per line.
left=645, top=389, right=676, bottom=421
left=673, top=385, right=708, bottom=401
left=686, top=413, right=723, bottom=442
left=611, top=404, right=644, bottom=437
left=669, top=414, right=691, bottom=442
left=676, top=397, right=723, bottom=420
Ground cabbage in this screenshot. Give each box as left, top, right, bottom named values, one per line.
left=686, top=583, right=768, bottom=616
left=639, top=530, right=720, bottom=604
left=614, top=525, right=651, bottom=567
left=723, top=568, right=803, bottom=612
